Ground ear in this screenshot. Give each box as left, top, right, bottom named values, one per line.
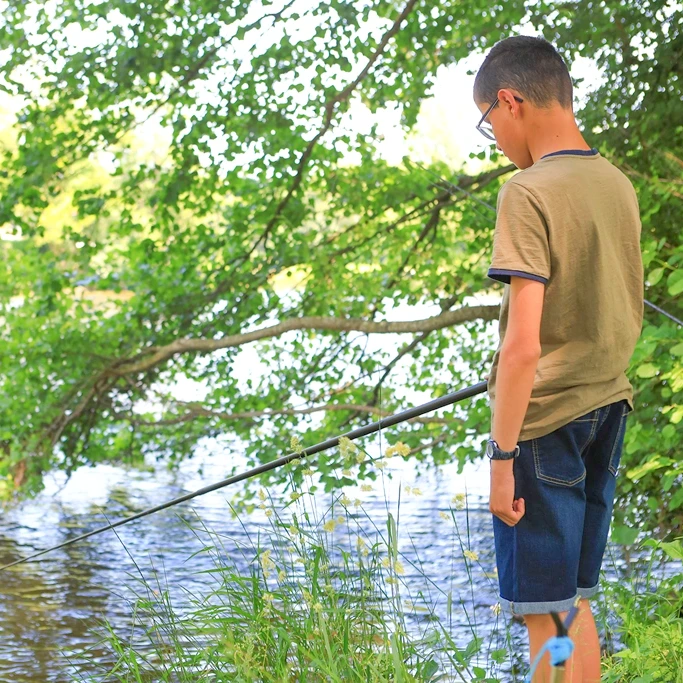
left=497, top=89, right=522, bottom=117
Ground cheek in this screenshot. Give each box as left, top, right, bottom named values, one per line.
left=493, top=126, right=513, bottom=152
left=495, top=123, right=521, bottom=155
left=493, top=119, right=511, bottom=144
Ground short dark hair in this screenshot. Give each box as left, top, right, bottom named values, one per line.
left=474, top=36, right=573, bottom=108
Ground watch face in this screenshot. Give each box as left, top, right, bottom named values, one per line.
left=485, top=440, right=494, bottom=457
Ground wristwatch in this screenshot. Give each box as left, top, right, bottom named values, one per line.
left=485, top=439, right=520, bottom=460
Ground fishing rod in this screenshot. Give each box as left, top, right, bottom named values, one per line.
left=0, top=380, right=487, bottom=571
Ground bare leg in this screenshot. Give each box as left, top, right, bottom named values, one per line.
left=524, top=610, right=582, bottom=683
left=571, top=599, right=601, bottom=682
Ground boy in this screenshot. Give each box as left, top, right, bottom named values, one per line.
left=473, top=36, right=644, bottom=682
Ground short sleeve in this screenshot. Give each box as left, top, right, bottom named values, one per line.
left=488, top=181, right=551, bottom=285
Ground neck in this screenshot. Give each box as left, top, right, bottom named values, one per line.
left=526, top=109, right=591, bottom=163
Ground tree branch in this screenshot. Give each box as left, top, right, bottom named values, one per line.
left=252, top=0, right=421, bottom=252
left=115, top=303, right=501, bottom=376
left=120, top=401, right=463, bottom=429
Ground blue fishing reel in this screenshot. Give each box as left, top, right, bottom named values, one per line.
left=525, top=599, right=581, bottom=683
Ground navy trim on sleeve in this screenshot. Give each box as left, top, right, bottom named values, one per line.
left=541, top=148, right=599, bottom=159
left=488, top=268, right=549, bottom=285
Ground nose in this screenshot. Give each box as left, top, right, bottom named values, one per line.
left=496, top=143, right=502, bottom=152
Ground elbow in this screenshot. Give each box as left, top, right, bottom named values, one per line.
left=500, top=342, right=541, bottom=364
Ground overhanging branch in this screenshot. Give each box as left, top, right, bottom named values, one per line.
left=116, top=303, right=501, bottom=376
left=121, top=401, right=463, bottom=429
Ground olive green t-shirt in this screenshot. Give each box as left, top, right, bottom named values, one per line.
left=486, top=149, right=644, bottom=442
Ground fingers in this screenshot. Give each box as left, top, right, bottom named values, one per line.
left=492, top=498, right=525, bottom=527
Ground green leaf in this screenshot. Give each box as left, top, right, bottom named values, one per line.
left=626, top=456, right=673, bottom=481
left=421, top=660, right=439, bottom=678
left=611, top=524, right=639, bottom=545
left=390, top=633, right=403, bottom=682
left=636, top=363, right=658, bottom=379
left=491, top=648, right=508, bottom=664
left=668, top=489, right=683, bottom=512
left=659, top=540, right=683, bottom=560
left=647, top=267, right=664, bottom=286
left=671, top=342, right=683, bottom=357
left=667, top=269, right=683, bottom=297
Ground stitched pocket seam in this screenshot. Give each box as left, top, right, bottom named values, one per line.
left=579, top=412, right=601, bottom=457
left=533, top=438, right=587, bottom=487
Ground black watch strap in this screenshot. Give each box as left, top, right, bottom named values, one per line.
left=486, top=439, right=520, bottom=460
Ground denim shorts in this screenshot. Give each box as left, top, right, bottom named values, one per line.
left=492, top=398, right=630, bottom=616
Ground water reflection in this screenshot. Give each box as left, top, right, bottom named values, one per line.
left=0, top=445, right=675, bottom=682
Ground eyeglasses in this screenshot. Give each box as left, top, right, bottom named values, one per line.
left=476, top=95, right=524, bottom=141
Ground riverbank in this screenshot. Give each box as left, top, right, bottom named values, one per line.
left=1, top=439, right=680, bottom=681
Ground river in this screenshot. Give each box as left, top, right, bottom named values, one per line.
left=0, top=429, right=676, bottom=682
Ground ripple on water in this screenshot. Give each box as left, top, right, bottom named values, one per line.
left=0, top=447, right=675, bottom=682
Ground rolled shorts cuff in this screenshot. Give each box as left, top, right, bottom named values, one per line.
left=499, top=593, right=582, bottom=616
left=577, top=582, right=600, bottom=599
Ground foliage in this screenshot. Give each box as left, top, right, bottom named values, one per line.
left=0, top=0, right=680, bottom=538
left=70, top=447, right=519, bottom=682
left=601, top=538, right=683, bottom=682
left=0, top=0, right=520, bottom=499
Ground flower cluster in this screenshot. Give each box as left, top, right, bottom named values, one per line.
left=385, top=441, right=411, bottom=458
left=290, top=435, right=304, bottom=454
left=259, top=549, right=276, bottom=579
left=258, top=488, right=274, bottom=517
left=452, top=493, right=466, bottom=510
left=338, top=436, right=357, bottom=457
left=382, top=556, right=405, bottom=575
left=322, top=516, right=345, bottom=533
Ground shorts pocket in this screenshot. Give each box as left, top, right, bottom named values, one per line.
left=532, top=436, right=587, bottom=487
left=608, top=403, right=629, bottom=477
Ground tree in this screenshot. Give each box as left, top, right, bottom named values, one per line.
left=0, top=0, right=680, bottom=535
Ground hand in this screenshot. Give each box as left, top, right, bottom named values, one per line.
left=489, top=459, right=525, bottom=526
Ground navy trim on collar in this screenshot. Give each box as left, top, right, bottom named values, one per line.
left=541, top=148, right=599, bottom=159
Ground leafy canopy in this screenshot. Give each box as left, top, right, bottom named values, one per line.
left=0, top=0, right=680, bottom=535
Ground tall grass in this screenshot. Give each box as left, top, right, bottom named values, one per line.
left=67, top=435, right=683, bottom=682
left=68, top=436, right=522, bottom=682
left=600, top=538, right=683, bottom=682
